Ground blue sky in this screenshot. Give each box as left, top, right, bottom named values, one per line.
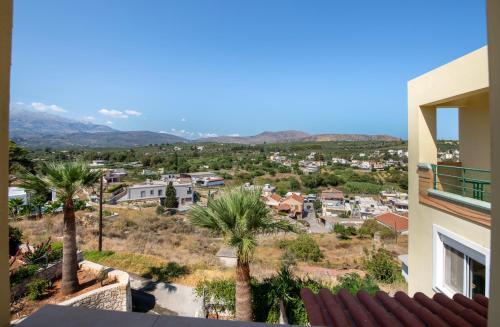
left=10, top=1, right=486, bottom=139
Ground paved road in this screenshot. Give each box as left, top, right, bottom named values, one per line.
left=304, top=210, right=329, bottom=233
left=130, top=274, right=203, bottom=318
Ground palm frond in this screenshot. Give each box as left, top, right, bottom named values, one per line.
left=188, top=187, right=294, bottom=263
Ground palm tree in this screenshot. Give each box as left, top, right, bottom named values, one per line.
left=8, top=198, right=24, bottom=218
left=19, top=162, right=101, bottom=295
left=188, top=188, right=294, bottom=321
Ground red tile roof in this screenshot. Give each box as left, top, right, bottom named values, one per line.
left=321, top=188, right=344, bottom=200
left=270, top=194, right=282, bottom=202
left=286, top=193, right=304, bottom=203
left=301, top=288, right=489, bottom=327
left=375, top=212, right=408, bottom=232
left=278, top=203, right=291, bottom=211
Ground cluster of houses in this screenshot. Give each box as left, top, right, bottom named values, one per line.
left=258, top=184, right=409, bottom=235
left=262, top=192, right=309, bottom=218
left=333, top=158, right=405, bottom=170
left=269, top=150, right=407, bottom=174
left=438, top=149, right=460, bottom=162
left=268, top=152, right=292, bottom=167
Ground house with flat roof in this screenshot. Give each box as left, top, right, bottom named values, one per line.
left=118, top=180, right=194, bottom=207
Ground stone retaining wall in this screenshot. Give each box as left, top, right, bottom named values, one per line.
left=58, top=261, right=132, bottom=312
left=10, top=251, right=83, bottom=302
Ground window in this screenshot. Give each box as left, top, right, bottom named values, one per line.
left=187, top=187, right=192, bottom=195
left=140, top=191, right=146, bottom=198
left=150, top=189, right=154, bottom=196
left=158, top=189, right=163, bottom=196
left=433, top=225, right=489, bottom=298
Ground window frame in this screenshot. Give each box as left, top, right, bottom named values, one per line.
left=432, top=224, right=490, bottom=297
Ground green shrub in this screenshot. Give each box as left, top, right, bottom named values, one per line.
left=144, top=262, right=189, bottom=282
left=48, top=242, right=63, bottom=262
left=103, top=210, right=113, bottom=217
left=155, top=205, right=166, bottom=215
left=23, top=238, right=52, bottom=265
left=279, top=234, right=323, bottom=263
left=332, top=273, right=379, bottom=295
left=332, top=224, right=357, bottom=240
left=9, top=226, right=22, bottom=256
left=195, top=266, right=325, bottom=325
left=10, top=264, right=40, bottom=286
left=26, top=278, right=50, bottom=301
left=358, top=219, right=395, bottom=239
left=362, top=248, right=402, bottom=283
left=343, top=182, right=382, bottom=194
left=107, top=183, right=126, bottom=193
left=195, top=278, right=236, bottom=316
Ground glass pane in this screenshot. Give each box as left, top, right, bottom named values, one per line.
left=444, top=244, right=464, bottom=293
left=469, top=258, right=486, bottom=296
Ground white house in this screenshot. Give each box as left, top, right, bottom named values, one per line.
left=118, top=180, right=194, bottom=207
left=8, top=187, right=29, bottom=205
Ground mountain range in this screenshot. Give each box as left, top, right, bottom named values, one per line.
left=9, top=108, right=400, bottom=148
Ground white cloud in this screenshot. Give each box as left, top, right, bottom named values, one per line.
left=31, top=102, right=67, bottom=113
left=181, top=118, right=187, bottom=122
left=105, top=121, right=113, bottom=125
left=170, top=128, right=195, bottom=138
left=125, top=110, right=142, bottom=116
left=198, top=132, right=218, bottom=138
left=228, top=133, right=240, bottom=137
left=98, top=109, right=128, bottom=119
left=159, top=131, right=168, bottom=134
left=82, top=116, right=96, bottom=121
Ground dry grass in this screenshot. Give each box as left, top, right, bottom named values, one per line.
left=10, top=208, right=408, bottom=293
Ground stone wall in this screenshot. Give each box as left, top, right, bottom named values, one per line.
left=10, top=251, right=83, bottom=302
left=58, top=261, right=132, bottom=312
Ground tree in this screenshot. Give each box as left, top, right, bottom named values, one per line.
left=165, top=182, right=178, bottom=208
left=188, top=188, right=294, bottom=321
left=19, top=162, right=101, bottom=295
left=9, top=140, right=34, bottom=176
left=8, top=198, right=24, bottom=218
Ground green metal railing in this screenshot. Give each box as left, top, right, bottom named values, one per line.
left=431, top=164, right=491, bottom=202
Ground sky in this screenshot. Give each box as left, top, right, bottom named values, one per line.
left=10, top=1, right=486, bottom=140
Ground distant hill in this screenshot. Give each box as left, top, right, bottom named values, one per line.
left=302, top=134, right=401, bottom=142
left=198, top=131, right=400, bottom=144
left=13, top=131, right=188, bottom=148
left=9, top=109, right=400, bottom=148
left=9, top=108, right=187, bottom=148
left=198, top=130, right=310, bottom=144
left=10, top=108, right=115, bottom=139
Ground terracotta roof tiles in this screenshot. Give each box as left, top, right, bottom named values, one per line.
left=301, top=288, right=488, bottom=327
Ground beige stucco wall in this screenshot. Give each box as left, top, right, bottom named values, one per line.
left=0, top=0, right=12, bottom=326
left=459, top=92, right=490, bottom=169
left=408, top=205, right=490, bottom=295
left=487, top=0, right=500, bottom=325
left=408, top=47, right=491, bottom=297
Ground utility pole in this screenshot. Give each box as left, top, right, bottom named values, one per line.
left=98, top=173, right=103, bottom=252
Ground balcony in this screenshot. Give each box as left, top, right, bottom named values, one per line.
left=417, top=163, right=491, bottom=227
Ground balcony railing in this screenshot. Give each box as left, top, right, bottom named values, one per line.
left=417, top=163, right=491, bottom=227
left=431, top=164, right=491, bottom=203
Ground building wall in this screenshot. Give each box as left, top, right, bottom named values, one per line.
left=487, top=0, right=500, bottom=325
left=459, top=92, right=490, bottom=169
left=408, top=47, right=491, bottom=297
left=0, top=1, right=12, bottom=325
left=127, top=185, right=165, bottom=200
left=407, top=205, right=490, bottom=295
